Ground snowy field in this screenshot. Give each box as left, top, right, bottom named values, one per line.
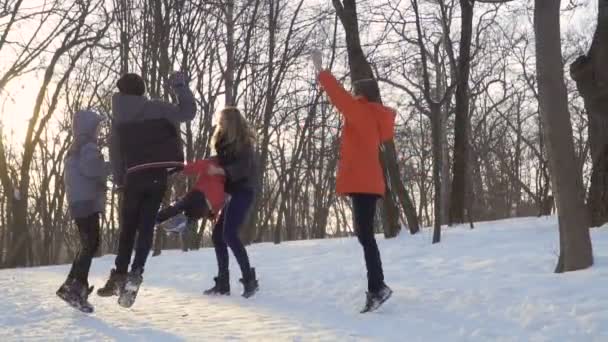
left=1, top=216, right=608, bottom=341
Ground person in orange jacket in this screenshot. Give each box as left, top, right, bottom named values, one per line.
left=312, top=50, right=395, bottom=313
left=156, top=159, right=226, bottom=229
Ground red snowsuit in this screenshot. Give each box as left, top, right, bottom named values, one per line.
left=182, top=159, right=226, bottom=216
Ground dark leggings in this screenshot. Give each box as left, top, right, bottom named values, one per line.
left=68, top=213, right=101, bottom=286
left=351, top=194, right=385, bottom=292
left=157, top=190, right=209, bottom=224
left=115, top=170, right=167, bottom=274
left=212, top=189, right=254, bottom=278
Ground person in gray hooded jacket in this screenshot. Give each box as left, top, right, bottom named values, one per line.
left=56, top=109, right=108, bottom=313
left=97, top=72, right=196, bottom=306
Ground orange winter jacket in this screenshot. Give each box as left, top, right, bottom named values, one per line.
left=318, top=70, right=395, bottom=196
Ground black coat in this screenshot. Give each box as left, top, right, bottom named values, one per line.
left=110, top=86, right=196, bottom=186
left=216, top=144, right=259, bottom=194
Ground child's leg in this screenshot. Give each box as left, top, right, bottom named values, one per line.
left=183, top=191, right=210, bottom=221
left=68, top=213, right=101, bottom=286
left=157, top=191, right=208, bottom=223
left=351, top=194, right=384, bottom=293
left=156, top=205, right=182, bottom=223
left=221, top=190, right=254, bottom=278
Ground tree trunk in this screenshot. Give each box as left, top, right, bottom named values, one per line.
left=224, top=0, right=236, bottom=106
left=381, top=141, right=420, bottom=234
left=431, top=104, right=442, bottom=244
left=534, top=0, right=593, bottom=272
left=332, top=0, right=418, bottom=237
left=449, top=0, right=473, bottom=225
left=570, top=1, right=608, bottom=227
left=7, top=197, right=29, bottom=267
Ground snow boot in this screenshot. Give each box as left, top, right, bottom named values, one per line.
left=239, top=268, right=259, bottom=298
left=360, top=284, right=393, bottom=313
left=118, top=267, right=144, bottom=308
left=56, top=278, right=94, bottom=313
left=97, top=268, right=127, bottom=297
left=159, top=213, right=188, bottom=235
left=203, top=271, right=230, bottom=295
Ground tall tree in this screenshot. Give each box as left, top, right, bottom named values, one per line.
left=331, top=0, right=419, bottom=237
left=570, top=0, right=608, bottom=227
left=533, top=0, right=593, bottom=272
left=0, top=1, right=111, bottom=267
left=450, top=0, right=512, bottom=225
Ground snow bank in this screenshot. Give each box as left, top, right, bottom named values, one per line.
left=1, top=216, right=607, bottom=341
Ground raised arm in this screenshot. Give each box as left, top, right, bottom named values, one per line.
left=311, top=50, right=355, bottom=118
left=153, top=89, right=196, bottom=123
left=317, top=70, right=356, bottom=117
left=151, top=71, right=197, bottom=123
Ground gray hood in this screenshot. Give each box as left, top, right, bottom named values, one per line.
left=112, top=93, right=147, bottom=123
left=71, top=110, right=103, bottom=153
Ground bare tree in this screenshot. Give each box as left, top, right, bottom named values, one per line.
left=331, top=0, right=419, bottom=238
left=570, top=1, right=608, bottom=227
left=533, top=0, right=593, bottom=273
left=0, top=1, right=111, bottom=267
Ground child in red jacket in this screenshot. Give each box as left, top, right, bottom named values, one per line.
left=156, top=159, right=226, bottom=230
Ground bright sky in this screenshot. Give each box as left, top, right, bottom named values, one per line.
left=0, top=0, right=599, bottom=147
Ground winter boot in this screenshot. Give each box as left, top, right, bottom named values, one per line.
left=118, top=267, right=144, bottom=308
left=56, top=278, right=94, bottom=313
left=97, top=268, right=127, bottom=297
left=360, top=283, right=393, bottom=313
left=159, top=213, right=188, bottom=235
left=239, top=268, right=259, bottom=298
left=203, top=271, right=230, bottom=295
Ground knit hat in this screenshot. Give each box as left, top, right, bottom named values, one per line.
left=117, top=73, right=145, bottom=96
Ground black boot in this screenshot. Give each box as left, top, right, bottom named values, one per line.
left=118, top=267, right=144, bottom=308
left=360, top=283, right=393, bottom=313
left=240, top=268, right=259, bottom=298
left=203, top=271, right=230, bottom=295
left=56, top=278, right=73, bottom=298
left=97, top=268, right=127, bottom=297
left=56, top=278, right=94, bottom=313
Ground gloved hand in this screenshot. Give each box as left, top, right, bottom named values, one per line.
left=169, top=71, right=188, bottom=88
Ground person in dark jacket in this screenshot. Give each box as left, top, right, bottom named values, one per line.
left=57, top=110, right=108, bottom=313
left=203, top=107, right=260, bottom=298
left=97, top=72, right=196, bottom=306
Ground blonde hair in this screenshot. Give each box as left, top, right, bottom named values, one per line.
left=212, top=107, right=256, bottom=157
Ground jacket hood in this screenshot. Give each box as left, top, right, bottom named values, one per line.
left=73, top=109, right=103, bottom=141
left=69, top=110, right=103, bottom=155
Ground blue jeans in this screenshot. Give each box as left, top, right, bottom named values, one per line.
left=212, top=189, right=254, bottom=278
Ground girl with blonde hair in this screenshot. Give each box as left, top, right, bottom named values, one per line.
left=204, top=107, right=260, bottom=298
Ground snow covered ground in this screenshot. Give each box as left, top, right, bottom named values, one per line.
left=1, top=216, right=608, bottom=341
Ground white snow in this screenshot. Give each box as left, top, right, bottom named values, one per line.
left=1, top=216, right=608, bottom=341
